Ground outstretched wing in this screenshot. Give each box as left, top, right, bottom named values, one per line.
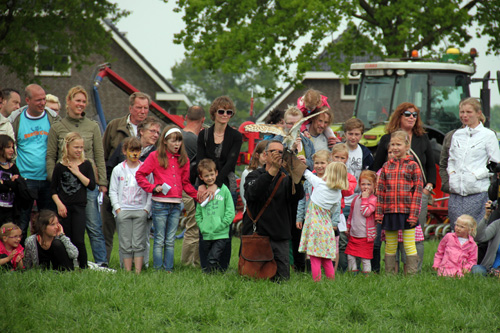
left=287, top=109, right=327, bottom=140
left=244, top=124, right=286, bottom=136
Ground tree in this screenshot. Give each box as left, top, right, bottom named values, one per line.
left=490, top=104, right=500, bottom=133
left=171, top=57, right=277, bottom=125
left=0, top=1, right=128, bottom=83
left=172, top=0, right=500, bottom=93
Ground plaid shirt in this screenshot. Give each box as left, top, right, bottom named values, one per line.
left=376, top=155, right=423, bottom=225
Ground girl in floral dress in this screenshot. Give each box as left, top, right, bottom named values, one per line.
left=299, top=162, right=349, bottom=281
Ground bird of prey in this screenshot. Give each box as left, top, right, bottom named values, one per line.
left=244, top=110, right=326, bottom=187
left=243, top=110, right=326, bottom=149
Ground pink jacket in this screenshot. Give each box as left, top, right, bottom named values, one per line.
left=136, top=151, right=197, bottom=200
left=297, top=95, right=331, bottom=133
left=433, top=233, right=477, bottom=277
left=0, top=241, right=24, bottom=270
left=346, top=194, right=377, bottom=242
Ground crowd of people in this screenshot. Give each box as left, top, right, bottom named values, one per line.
left=1, top=85, right=500, bottom=281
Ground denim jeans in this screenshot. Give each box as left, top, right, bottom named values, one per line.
left=371, top=223, right=382, bottom=273
left=152, top=201, right=181, bottom=271
left=471, top=265, right=488, bottom=276
left=86, top=188, right=108, bottom=264
left=18, top=179, right=55, bottom=245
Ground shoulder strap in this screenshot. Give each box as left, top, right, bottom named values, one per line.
left=246, top=172, right=286, bottom=227
left=409, top=148, right=427, bottom=184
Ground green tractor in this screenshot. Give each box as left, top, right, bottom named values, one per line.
left=333, top=48, right=498, bottom=161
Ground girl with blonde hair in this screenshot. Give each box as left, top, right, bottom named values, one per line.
left=298, top=161, right=349, bottom=281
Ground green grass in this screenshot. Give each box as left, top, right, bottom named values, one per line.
left=1, top=238, right=499, bottom=332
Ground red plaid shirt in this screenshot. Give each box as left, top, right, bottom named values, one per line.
left=376, top=155, right=423, bottom=225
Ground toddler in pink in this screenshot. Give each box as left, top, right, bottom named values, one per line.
left=433, top=214, right=477, bottom=277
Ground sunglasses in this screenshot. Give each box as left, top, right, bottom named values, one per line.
left=217, top=109, right=234, bottom=116
left=267, top=149, right=283, bottom=155
left=402, top=110, right=418, bottom=118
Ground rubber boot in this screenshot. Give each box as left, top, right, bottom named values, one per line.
left=384, top=254, right=396, bottom=275
left=406, top=255, right=419, bottom=275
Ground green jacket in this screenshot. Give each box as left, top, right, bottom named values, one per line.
left=46, top=115, right=107, bottom=186
left=195, top=184, right=235, bottom=240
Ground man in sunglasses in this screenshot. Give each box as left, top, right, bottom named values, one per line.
left=242, top=140, right=304, bottom=280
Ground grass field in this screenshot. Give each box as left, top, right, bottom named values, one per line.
left=1, top=237, right=499, bottom=332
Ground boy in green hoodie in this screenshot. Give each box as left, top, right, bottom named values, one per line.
left=195, top=159, right=235, bottom=273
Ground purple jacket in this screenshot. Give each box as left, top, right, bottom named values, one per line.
left=433, top=233, right=477, bottom=277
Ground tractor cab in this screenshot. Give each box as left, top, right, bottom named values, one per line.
left=349, top=49, right=476, bottom=150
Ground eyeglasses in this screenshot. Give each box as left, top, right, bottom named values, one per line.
left=147, top=128, right=160, bottom=135
left=267, top=149, right=283, bottom=155
left=402, top=110, right=418, bottom=118
left=217, top=109, right=234, bottom=116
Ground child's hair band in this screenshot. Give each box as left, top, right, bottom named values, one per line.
left=165, top=128, right=181, bottom=138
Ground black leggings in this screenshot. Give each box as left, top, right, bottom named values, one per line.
left=60, top=204, right=87, bottom=269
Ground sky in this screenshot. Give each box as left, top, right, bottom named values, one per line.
left=114, top=0, right=500, bottom=107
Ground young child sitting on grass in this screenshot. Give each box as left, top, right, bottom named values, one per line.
left=0, top=223, right=24, bottom=270
left=196, top=159, right=235, bottom=273
left=433, top=214, right=477, bottom=277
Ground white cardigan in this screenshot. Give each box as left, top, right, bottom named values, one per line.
left=447, top=123, right=500, bottom=196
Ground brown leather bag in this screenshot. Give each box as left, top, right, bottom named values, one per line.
left=238, top=173, right=285, bottom=279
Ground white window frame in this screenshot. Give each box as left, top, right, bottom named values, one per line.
left=341, top=81, right=359, bottom=101
left=34, top=44, right=71, bottom=77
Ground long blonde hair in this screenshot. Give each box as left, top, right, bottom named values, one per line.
left=324, top=162, right=349, bottom=190
left=61, top=132, right=84, bottom=164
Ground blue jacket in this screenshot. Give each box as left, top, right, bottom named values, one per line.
left=360, top=143, right=374, bottom=170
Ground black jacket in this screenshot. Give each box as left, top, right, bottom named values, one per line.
left=242, top=167, right=304, bottom=241
left=196, top=125, right=242, bottom=188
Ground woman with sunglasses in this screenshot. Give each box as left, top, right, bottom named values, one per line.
left=196, top=96, right=242, bottom=271
left=371, top=102, right=436, bottom=273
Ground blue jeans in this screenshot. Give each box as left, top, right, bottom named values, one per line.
left=471, top=265, right=488, bottom=276
left=86, top=188, right=108, bottom=264
left=18, top=179, right=55, bottom=244
left=152, top=201, right=181, bottom=271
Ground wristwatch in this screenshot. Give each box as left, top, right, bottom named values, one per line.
left=424, top=184, right=433, bottom=192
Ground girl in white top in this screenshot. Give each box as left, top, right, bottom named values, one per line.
left=298, top=162, right=349, bottom=281
left=447, top=98, right=500, bottom=229
left=109, top=137, right=152, bottom=273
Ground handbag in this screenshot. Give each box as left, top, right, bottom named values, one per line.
left=238, top=172, right=285, bottom=279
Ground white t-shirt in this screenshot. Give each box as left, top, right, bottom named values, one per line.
left=345, top=144, right=363, bottom=206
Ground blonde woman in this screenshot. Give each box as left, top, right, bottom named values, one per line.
left=46, top=85, right=108, bottom=266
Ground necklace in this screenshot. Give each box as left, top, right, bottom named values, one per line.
left=214, top=132, right=224, bottom=137
left=0, top=161, right=9, bottom=166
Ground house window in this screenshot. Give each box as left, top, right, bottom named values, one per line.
left=341, top=81, right=358, bottom=100
left=34, top=45, right=71, bottom=76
